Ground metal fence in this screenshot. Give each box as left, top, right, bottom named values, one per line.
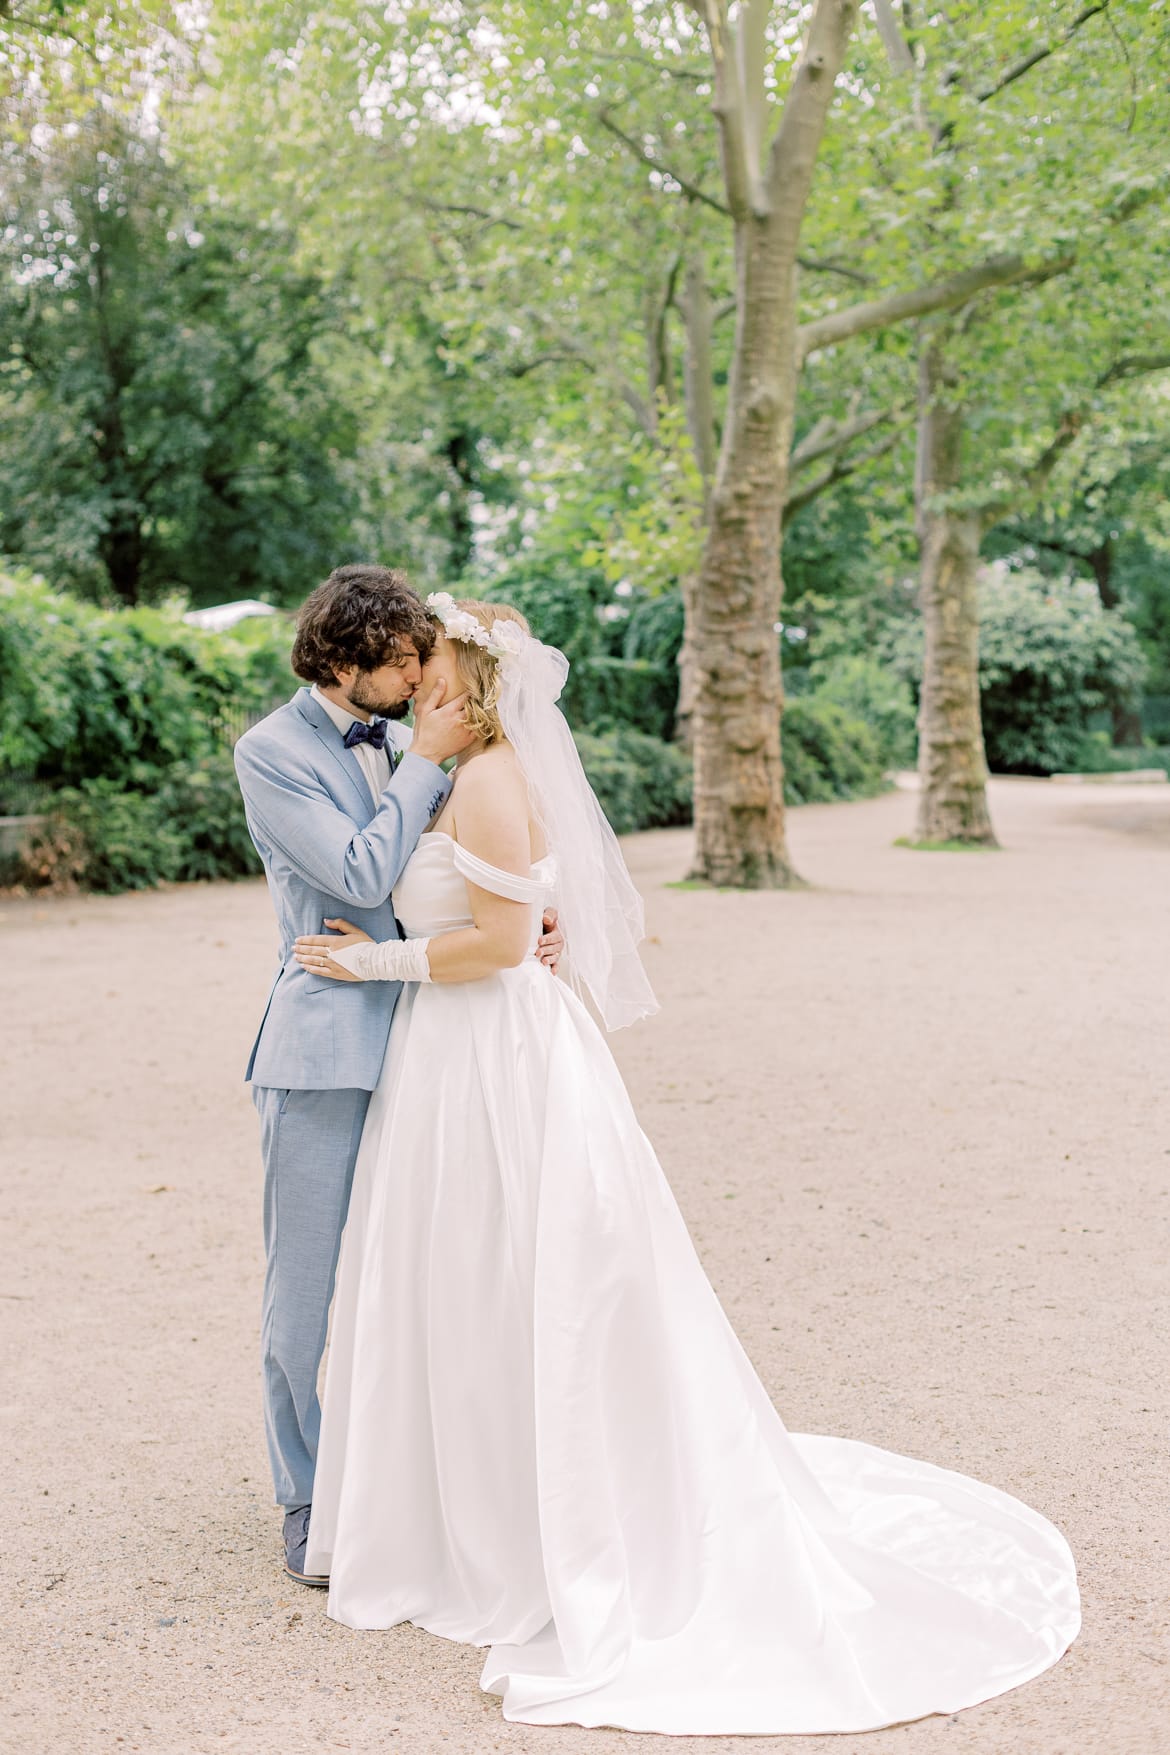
left=207, top=698, right=287, bottom=748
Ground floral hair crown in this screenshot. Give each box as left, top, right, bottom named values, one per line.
left=425, top=592, right=527, bottom=660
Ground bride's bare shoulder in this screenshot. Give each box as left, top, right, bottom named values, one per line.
left=449, top=743, right=532, bottom=867
left=451, top=743, right=528, bottom=816
left=457, top=741, right=523, bottom=785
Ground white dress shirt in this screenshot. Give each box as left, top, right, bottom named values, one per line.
left=310, top=684, right=394, bottom=809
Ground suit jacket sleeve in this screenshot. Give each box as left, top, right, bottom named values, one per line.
left=235, top=736, right=450, bottom=908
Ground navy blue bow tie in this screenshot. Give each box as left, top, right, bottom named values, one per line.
left=344, top=717, right=390, bottom=752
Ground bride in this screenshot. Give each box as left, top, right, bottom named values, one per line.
left=291, top=595, right=1079, bottom=1736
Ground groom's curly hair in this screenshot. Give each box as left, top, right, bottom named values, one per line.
left=291, top=564, right=436, bottom=685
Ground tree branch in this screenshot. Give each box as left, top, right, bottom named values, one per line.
left=763, top=0, right=861, bottom=219
left=646, top=250, right=683, bottom=415
left=734, top=0, right=771, bottom=204
left=980, top=346, right=1170, bottom=525
left=685, top=0, right=757, bottom=221
left=505, top=351, right=581, bottom=379
left=415, top=198, right=523, bottom=232
left=681, top=256, right=717, bottom=486
left=798, top=255, right=873, bottom=285
left=872, top=0, right=914, bottom=76
left=1097, top=350, right=1170, bottom=387
left=976, top=4, right=1109, bottom=104
left=783, top=424, right=908, bottom=521
left=518, top=306, right=656, bottom=437
left=583, top=47, right=710, bottom=84
left=597, top=106, right=730, bottom=216
left=789, top=398, right=911, bottom=472
left=796, top=249, right=1075, bottom=362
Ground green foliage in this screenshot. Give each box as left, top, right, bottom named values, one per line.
left=157, top=754, right=265, bottom=881
left=0, top=573, right=292, bottom=803
left=480, top=573, right=678, bottom=738
left=621, top=589, right=686, bottom=670
left=585, top=406, right=706, bottom=601
left=781, top=469, right=919, bottom=685
left=1, top=574, right=287, bottom=889
left=781, top=697, right=890, bottom=807
left=572, top=728, right=693, bottom=837
left=22, top=781, right=187, bottom=892
left=978, top=570, right=1147, bottom=775
left=16, top=754, right=265, bottom=894
left=568, top=656, right=677, bottom=742
left=883, top=566, right=1150, bottom=776
left=800, top=655, right=918, bottom=769
left=1066, top=731, right=1170, bottom=777
left=0, top=121, right=388, bottom=608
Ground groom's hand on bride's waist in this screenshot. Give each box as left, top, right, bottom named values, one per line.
left=537, top=908, right=563, bottom=973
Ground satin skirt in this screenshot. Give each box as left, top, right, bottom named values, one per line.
left=306, top=961, right=1079, bottom=1734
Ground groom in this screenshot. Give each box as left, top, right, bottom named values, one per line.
left=234, top=564, right=562, bottom=1586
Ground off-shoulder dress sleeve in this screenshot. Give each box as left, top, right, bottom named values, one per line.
left=451, top=842, right=556, bottom=904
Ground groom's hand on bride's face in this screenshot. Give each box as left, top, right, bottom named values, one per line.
left=410, top=676, right=476, bottom=766
left=536, top=908, right=563, bottom=973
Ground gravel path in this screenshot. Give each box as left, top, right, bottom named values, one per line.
left=3, top=775, right=1168, bottom=1755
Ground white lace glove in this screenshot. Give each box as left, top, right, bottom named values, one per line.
left=328, top=935, right=433, bottom=983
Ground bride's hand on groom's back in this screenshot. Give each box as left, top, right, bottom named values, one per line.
left=537, top=908, right=563, bottom=973
left=410, top=676, right=476, bottom=766
left=293, top=918, right=371, bottom=982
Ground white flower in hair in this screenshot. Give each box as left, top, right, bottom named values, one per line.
left=426, top=592, right=488, bottom=647
left=486, top=618, right=527, bottom=659
left=448, top=609, right=487, bottom=644
left=426, top=592, right=528, bottom=661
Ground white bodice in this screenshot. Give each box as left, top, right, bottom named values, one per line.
left=394, top=831, right=556, bottom=947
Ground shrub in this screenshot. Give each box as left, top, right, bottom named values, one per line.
left=482, top=576, right=679, bottom=738
left=573, top=728, right=693, bottom=835
left=21, top=783, right=187, bottom=893
left=157, top=754, right=265, bottom=881
left=568, top=655, right=678, bottom=741
left=879, top=567, right=1148, bottom=776
left=0, top=571, right=293, bottom=793
left=0, top=573, right=291, bottom=891
left=16, top=754, right=263, bottom=893
left=1066, top=731, right=1170, bottom=776
left=980, top=572, right=1146, bottom=775
left=781, top=696, right=889, bottom=806
left=800, top=654, right=917, bottom=768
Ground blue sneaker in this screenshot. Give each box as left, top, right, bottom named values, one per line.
left=283, top=1504, right=329, bottom=1588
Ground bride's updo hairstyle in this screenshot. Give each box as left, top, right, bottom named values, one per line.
left=439, top=599, right=531, bottom=747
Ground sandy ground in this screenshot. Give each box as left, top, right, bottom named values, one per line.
left=2, top=775, right=1169, bottom=1755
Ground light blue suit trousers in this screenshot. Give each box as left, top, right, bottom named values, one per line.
left=235, top=688, right=451, bottom=1508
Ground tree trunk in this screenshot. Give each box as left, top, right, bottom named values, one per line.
left=689, top=222, right=797, bottom=887
left=99, top=515, right=144, bottom=605
left=676, top=258, right=716, bottom=748
left=687, top=0, right=857, bottom=886
left=914, top=332, right=997, bottom=845
left=444, top=429, right=476, bottom=574
left=95, top=395, right=144, bottom=605
left=1088, top=534, right=1117, bottom=609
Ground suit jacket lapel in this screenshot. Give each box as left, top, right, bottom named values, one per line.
left=292, top=688, right=376, bottom=825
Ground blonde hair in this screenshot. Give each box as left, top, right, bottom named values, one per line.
left=443, top=599, right=531, bottom=746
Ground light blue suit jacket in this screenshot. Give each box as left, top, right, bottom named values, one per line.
left=234, top=687, right=451, bottom=1091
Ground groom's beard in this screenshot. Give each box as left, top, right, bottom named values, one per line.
left=345, top=679, right=413, bottom=720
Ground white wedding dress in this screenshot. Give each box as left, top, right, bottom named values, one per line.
left=306, top=829, right=1080, bottom=1736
